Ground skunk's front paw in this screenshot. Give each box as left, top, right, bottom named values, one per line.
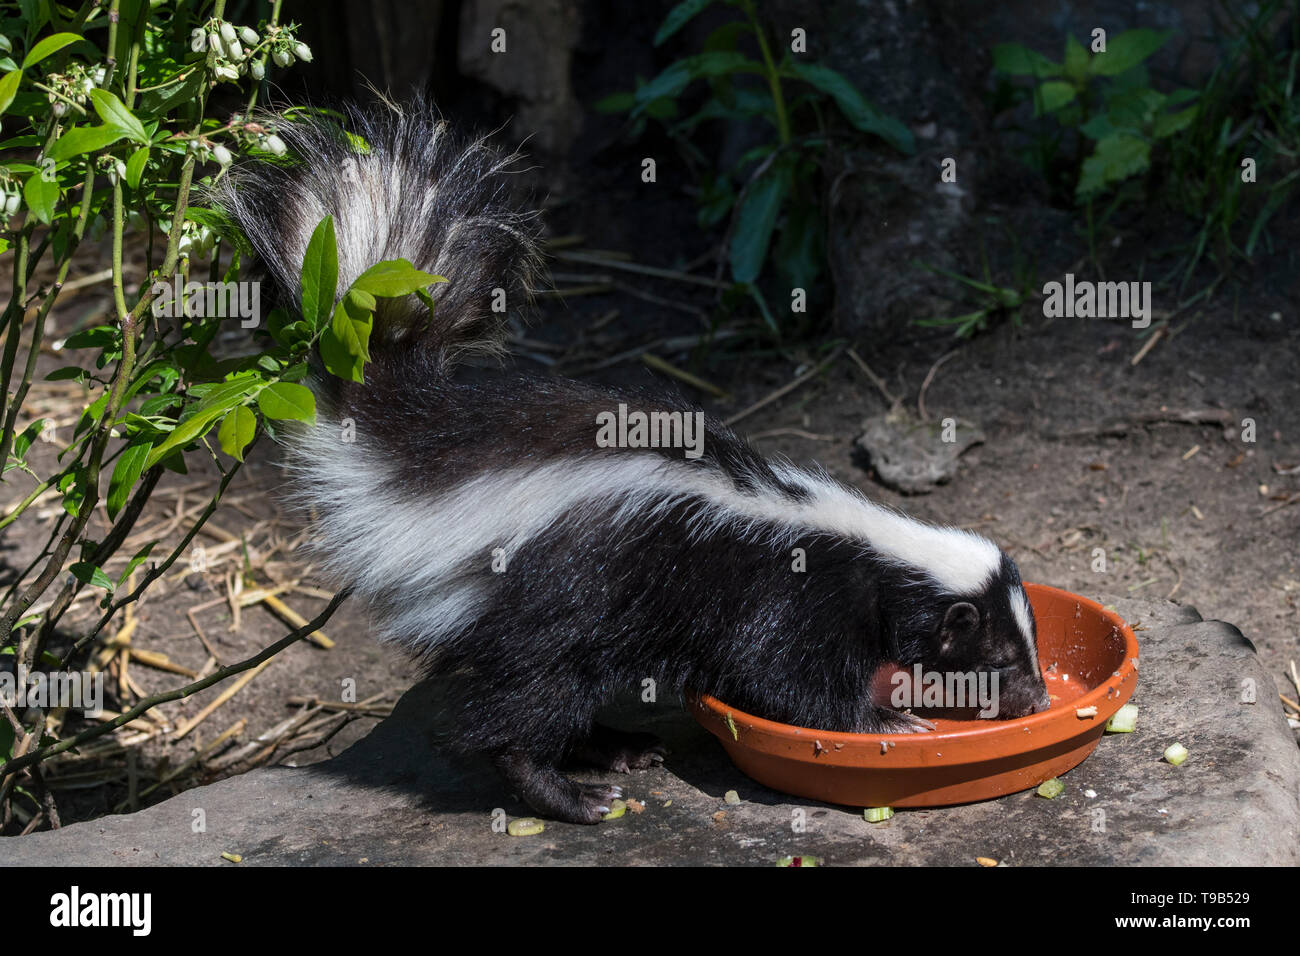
left=494, top=751, right=626, bottom=824
left=569, top=723, right=668, bottom=773
left=871, top=708, right=937, bottom=734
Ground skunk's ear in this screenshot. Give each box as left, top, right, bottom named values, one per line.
left=940, top=601, right=980, bottom=654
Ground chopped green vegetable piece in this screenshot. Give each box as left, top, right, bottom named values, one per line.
left=1163, top=742, right=1188, bottom=766
left=724, top=712, right=738, bottom=740
left=603, top=799, right=627, bottom=820
left=1037, top=777, right=1065, bottom=799
left=863, top=806, right=894, bottom=822
left=723, top=789, right=741, bottom=805
left=1106, top=703, right=1139, bottom=733
left=507, top=817, right=546, bottom=836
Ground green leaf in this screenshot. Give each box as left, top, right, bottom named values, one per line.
left=785, top=61, right=914, bottom=154
left=22, top=170, right=57, bottom=224
left=69, top=562, right=115, bottom=592
left=117, top=541, right=156, bottom=589
left=45, top=366, right=86, bottom=382
left=319, top=325, right=363, bottom=383
left=88, top=88, right=148, bottom=143
left=774, top=187, right=824, bottom=294
left=1034, top=80, right=1077, bottom=116
left=635, top=52, right=760, bottom=112
left=1152, top=105, right=1198, bottom=139
left=106, top=440, right=151, bottom=520
left=189, top=372, right=263, bottom=413
left=991, top=43, right=1061, bottom=76
left=320, top=291, right=375, bottom=383
left=300, top=215, right=338, bottom=330
left=654, top=0, right=716, bottom=46
left=1077, top=134, right=1150, bottom=200
left=124, top=145, right=149, bottom=189
left=594, top=91, right=635, bottom=114
left=0, top=69, right=21, bottom=115
left=1089, top=29, right=1170, bottom=77
left=729, top=156, right=794, bottom=284
left=217, top=404, right=257, bottom=460
left=185, top=205, right=253, bottom=256
left=256, top=382, right=315, bottom=424
left=143, top=408, right=225, bottom=468
left=139, top=68, right=203, bottom=120
left=22, top=32, right=81, bottom=69
left=143, top=377, right=262, bottom=470
left=350, top=259, right=443, bottom=298
left=330, top=290, right=375, bottom=362
left=1063, top=34, right=1089, bottom=82
left=46, top=124, right=127, bottom=162
left=1079, top=113, right=1116, bottom=140
left=11, top=419, right=47, bottom=461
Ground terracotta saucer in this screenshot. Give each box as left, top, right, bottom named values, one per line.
left=692, top=583, right=1139, bottom=807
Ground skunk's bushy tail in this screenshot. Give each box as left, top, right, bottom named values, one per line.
left=217, top=96, right=543, bottom=363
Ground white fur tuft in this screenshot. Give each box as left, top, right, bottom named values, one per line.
left=1010, top=586, right=1039, bottom=670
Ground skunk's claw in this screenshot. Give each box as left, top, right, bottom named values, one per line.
left=874, top=708, right=938, bottom=734
left=570, top=724, right=669, bottom=773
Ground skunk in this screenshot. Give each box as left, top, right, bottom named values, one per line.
left=219, top=99, right=1050, bottom=824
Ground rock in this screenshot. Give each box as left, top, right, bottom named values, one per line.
left=855, top=408, right=985, bottom=493
left=458, top=0, right=583, bottom=155
left=2, top=598, right=1296, bottom=866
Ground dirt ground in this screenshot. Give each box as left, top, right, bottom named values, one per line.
left=3, top=127, right=1298, bottom=832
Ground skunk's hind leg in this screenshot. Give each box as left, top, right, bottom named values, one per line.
left=494, top=751, right=624, bottom=825
left=568, top=723, right=668, bottom=773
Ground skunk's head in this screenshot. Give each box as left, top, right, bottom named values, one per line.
left=888, top=551, right=1051, bottom=720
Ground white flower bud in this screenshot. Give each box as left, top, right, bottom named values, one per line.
left=208, top=31, right=225, bottom=58
left=190, top=28, right=206, bottom=52
left=240, top=26, right=259, bottom=45
left=215, top=63, right=239, bottom=81
left=115, top=160, right=127, bottom=181
left=264, top=134, right=287, bottom=157
left=250, top=60, right=265, bottom=80
left=220, top=22, right=237, bottom=44
left=52, top=101, right=67, bottom=117
left=293, top=42, right=313, bottom=63
left=92, top=65, right=106, bottom=85
left=212, top=144, right=233, bottom=167
left=272, top=49, right=292, bottom=68
left=227, top=38, right=244, bottom=60
left=4, top=192, right=20, bottom=216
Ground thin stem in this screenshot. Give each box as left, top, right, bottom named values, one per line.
left=0, top=164, right=95, bottom=483
left=28, top=82, right=89, bottom=115
left=0, top=230, right=32, bottom=465
left=103, top=0, right=121, bottom=87
left=246, top=0, right=282, bottom=113
left=73, top=454, right=247, bottom=656
left=2, top=590, right=352, bottom=780
left=743, top=0, right=790, bottom=145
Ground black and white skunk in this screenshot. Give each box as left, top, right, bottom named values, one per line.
left=220, top=100, right=1050, bottom=824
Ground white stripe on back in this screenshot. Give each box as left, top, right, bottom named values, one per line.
left=286, top=421, right=1006, bottom=644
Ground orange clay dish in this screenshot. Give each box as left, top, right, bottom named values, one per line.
left=692, top=583, right=1139, bottom=808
